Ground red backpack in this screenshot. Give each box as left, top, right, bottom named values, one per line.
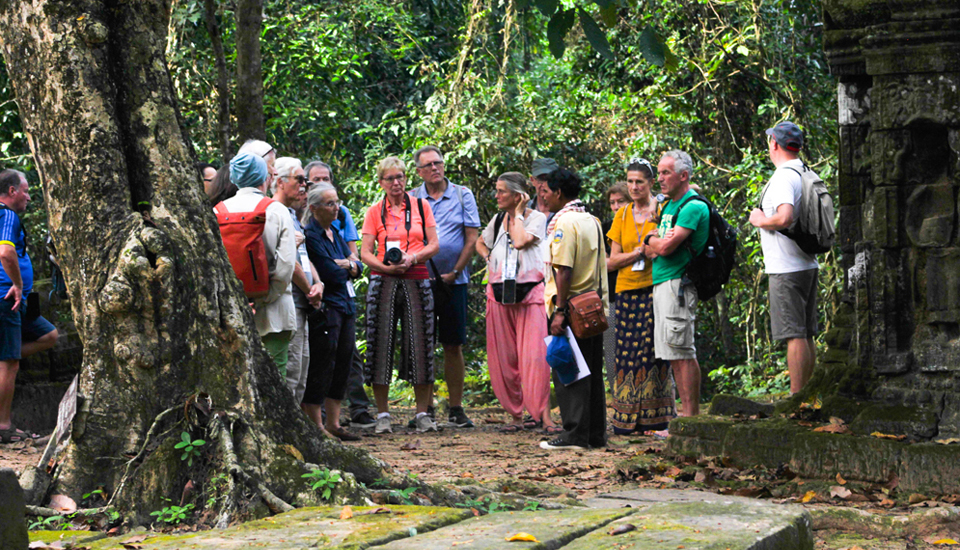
left=215, top=197, right=273, bottom=299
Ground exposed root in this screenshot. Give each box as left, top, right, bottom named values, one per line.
left=108, top=405, right=181, bottom=507
left=212, top=414, right=294, bottom=516
left=27, top=505, right=114, bottom=517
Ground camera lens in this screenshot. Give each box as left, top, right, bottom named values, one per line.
left=384, top=247, right=403, bottom=265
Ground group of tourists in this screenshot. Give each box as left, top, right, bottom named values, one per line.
left=0, top=121, right=821, bottom=450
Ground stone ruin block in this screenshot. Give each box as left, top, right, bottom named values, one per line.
left=904, top=184, right=956, bottom=249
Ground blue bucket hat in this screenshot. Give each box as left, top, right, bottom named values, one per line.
left=546, top=335, right=578, bottom=385
left=229, top=152, right=269, bottom=189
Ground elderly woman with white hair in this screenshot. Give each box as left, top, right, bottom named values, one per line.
left=475, top=172, right=556, bottom=434
left=360, top=156, right=440, bottom=435
left=301, top=182, right=363, bottom=440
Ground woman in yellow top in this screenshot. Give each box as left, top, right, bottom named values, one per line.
left=606, top=158, right=676, bottom=436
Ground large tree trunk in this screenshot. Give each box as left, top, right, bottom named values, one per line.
left=235, top=0, right=265, bottom=141
left=0, top=0, right=380, bottom=523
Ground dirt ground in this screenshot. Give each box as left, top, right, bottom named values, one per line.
left=5, top=405, right=960, bottom=549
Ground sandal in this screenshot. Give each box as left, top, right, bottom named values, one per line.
left=522, top=416, right=543, bottom=430
left=0, top=425, right=41, bottom=443
left=543, top=425, right=563, bottom=435
left=499, top=424, right=523, bottom=433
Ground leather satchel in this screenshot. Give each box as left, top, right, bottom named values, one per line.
left=565, top=220, right=608, bottom=339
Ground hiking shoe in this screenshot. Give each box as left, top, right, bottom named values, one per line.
left=414, top=414, right=438, bottom=433
left=350, top=411, right=377, bottom=429
left=407, top=405, right=435, bottom=428
left=539, top=437, right=586, bottom=451
left=375, top=416, right=393, bottom=434
left=448, top=406, right=474, bottom=428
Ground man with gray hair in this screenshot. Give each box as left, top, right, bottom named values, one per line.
left=273, top=157, right=323, bottom=403
left=411, top=145, right=481, bottom=429
left=642, top=150, right=710, bottom=420
left=0, top=169, right=59, bottom=442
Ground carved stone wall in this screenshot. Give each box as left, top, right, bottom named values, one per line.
left=823, top=0, right=960, bottom=437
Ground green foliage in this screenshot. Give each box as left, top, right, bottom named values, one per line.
left=28, top=514, right=71, bottom=531
left=150, top=499, right=196, bottom=525
left=174, top=431, right=206, bottom=467
left=522, top=501, right=543, bottom=511
left=390, top=486, right=418, bottom=505
left=301, top=467, right=342, bottom=501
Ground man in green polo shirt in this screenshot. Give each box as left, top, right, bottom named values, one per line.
left=642, top=150, right=709, bottom=419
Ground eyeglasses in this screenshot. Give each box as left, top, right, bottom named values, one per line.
left=380, top=174, right=406, bottom=183
left=321, top=200, right=342, bottom=209
left=417, top=160, right=444, bottom=170
left=284, top=175, right=306, bottom=184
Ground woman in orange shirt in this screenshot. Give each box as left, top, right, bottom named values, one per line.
left=606, top=158, right=676, bottom=436
left=360, top=156, right=440, bottom=434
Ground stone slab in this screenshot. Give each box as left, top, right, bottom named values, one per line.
left=569, top=501, right=813, bottom=550
left=0, top=468, right=28, bottom=550
left=374, top=508, right=632, bottom=550
left=77, top=505, right=472, bottom=550
left=708, top=395, right=775, bottom=418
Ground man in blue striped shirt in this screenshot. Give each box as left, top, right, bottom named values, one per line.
left=0, top=169, right=58, bottom=443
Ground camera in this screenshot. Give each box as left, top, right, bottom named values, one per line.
left=384, top=247, right=404, bottom=266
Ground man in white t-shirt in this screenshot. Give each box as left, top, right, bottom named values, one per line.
left=749, top=121, right=819, bottom=394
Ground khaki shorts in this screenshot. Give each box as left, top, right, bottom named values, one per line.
left=769, top=268, right=818, bottom=340
left=653, top=278, right=698, bottom=360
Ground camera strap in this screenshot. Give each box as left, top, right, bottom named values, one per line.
left=379, top=193, right=413, bottom=251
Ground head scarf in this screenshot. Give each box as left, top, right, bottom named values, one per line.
left=229, top=152, right=269, bottom=189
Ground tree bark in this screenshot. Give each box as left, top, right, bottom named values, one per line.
left=0, top=0, right=379, bottom=523
left=235, top=0, right=265, bottom=142
left=203, top=0, right=233, bottom=162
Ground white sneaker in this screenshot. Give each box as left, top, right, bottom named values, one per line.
left=414, top=414, right=438, bottom=433
left=375, top=415, right=393, bottom=434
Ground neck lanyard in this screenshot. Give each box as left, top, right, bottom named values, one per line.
left=629, top=202, right=653, bottom=247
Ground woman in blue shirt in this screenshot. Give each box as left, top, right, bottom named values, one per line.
left=302, top=183, right=363, bottom=441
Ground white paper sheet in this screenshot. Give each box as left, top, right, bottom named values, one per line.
left=544, top=326, right=592, bottom=386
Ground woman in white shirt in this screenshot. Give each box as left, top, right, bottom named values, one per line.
left=476, top=172, right=558, bottom=434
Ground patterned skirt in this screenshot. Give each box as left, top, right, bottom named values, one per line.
left=611, top=287, right=676, bottom=434
left=364, top=275, right=435, bottom=386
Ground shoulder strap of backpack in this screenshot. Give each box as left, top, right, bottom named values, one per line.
left=671, top=194, right=701, bottom=228
left=253, top=197, right=273, bottom=215
left=338, top=205, right=346, bottom=225
left=214, top=201, right=227, bottom=215
left=493, top=211, right=506, bottom=242
left=416, top=198, right=442, bottom=280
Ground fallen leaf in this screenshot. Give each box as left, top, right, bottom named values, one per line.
left=400, top=439, right=421, bottom=451
left=935, top=438, right=960, bottom=445
left=506, top=532, right=539, bottom=542
left=280, top=444, right=304, bottom=461
left=831, top=486, right=853, bottom=499
left=546, top=467, right=574, bottom=477
left=797, top=421, right=814, bottom=427
left=814, top=422, right=852, bottom=435
left=609, top=524, right=637, bottom=535
left=451, top=541, right=475, bottom=546
left=340, top=506, right=353, bottom=520
left=48, top=494, right=77, bottom=513
left=870, top=432, right=907, bottom=441
left=357, top=507, right=391, bottom=515
left=878, top=498, right=895, bottom=508
left=908, top=493, right=928, bottom=504
left=461, top=472, right=474, bottom=479
left=121, top=535, right=149, bottom=544
left=884, top=473, right=900, bottom=490
left=652, top=475, right=675, bottom=484
left=801, top=491, right=817, bottom=503
left=836, top=473, right=847, bottom=485
left=932, top=539, right=959, bottom=545
left=664, top=466, right=683, bottom=477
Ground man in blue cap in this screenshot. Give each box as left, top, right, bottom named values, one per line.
left=749, top=121, right=819, bottom=394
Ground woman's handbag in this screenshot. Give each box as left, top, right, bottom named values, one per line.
left=428, top=258, right=453, bottom=310
left=565, top=221, right=608, bottom=339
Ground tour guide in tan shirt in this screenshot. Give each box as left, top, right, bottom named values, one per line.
left=539, top=167, right=608, bottom=451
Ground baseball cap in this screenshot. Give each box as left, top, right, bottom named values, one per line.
left=765, top=122, right=803, bottom=152
left=531, top=158, right=560, bottom=178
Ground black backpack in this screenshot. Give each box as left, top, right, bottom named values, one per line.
left=671, top=194, right=738, bottom=304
